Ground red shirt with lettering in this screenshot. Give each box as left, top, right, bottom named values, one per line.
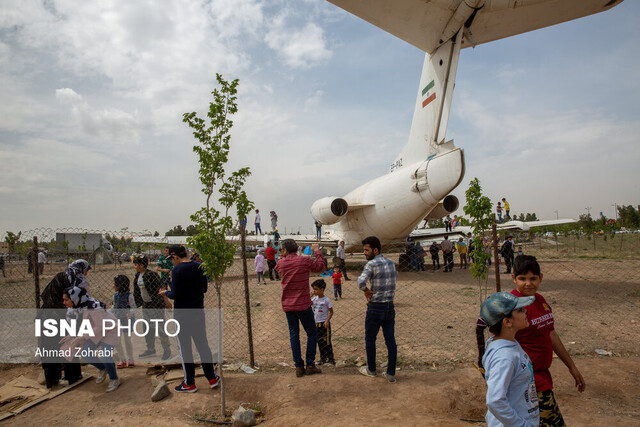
left=511, top=289, right=555, bottom=392
left=276, top=251, right=326, bottom=312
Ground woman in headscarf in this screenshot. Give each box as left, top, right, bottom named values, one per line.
left=270, top=211, right=278, bottom=231
left=38, top=261, right=89, bottom=388
left=65, top=259, right=91, bottom=294
left=61, top=286, right=121, bottom=392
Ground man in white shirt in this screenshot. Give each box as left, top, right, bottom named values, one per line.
left=336, top=240, right=350, bottom=281
left=37, top=250, right=46, bottom=274
left=254, top=209, right=262, bottom=235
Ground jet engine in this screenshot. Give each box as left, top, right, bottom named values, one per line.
left=423, top=195, right=459, bottom=220
left=310, top=197, right=349, bottom=225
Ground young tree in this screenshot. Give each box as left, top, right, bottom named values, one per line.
left=463, top=178, right=493, bottom=282
left=5, top=231, right=22, bottom=253
left=183, top=74, right=253, bottom=415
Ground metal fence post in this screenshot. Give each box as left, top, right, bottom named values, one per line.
left=492, top=216, right=500, bottom=292
left=240, top=224, right=255, bottom=368
left=32, top=236, right=40, bottom=309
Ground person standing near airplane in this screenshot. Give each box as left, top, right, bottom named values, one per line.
left=444, top=215, right=452, bottom=232
left=357, top=236, right=397, bottom=383
left=270, top=211, right=278, bottom=231
left=265, top=241, right=279, bottom=281
left=276, top=239, right=326, bottom=377
left=496, top=202, right=503, bottom=224
left=441, top=236, right=455, bottom=272
left=502, top=198, right=511, bottom=221
left=254, top=209, right=262, bottom=235
left=336, top=240, right=350, bottom=280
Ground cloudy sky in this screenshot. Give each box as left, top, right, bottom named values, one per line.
left=1, top=0, right=638, bottom=238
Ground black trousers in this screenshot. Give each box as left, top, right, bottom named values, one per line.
left=267, top=259, right=279, bottom=280
left=175, top=311, right=216, bottom=386
left=316, top=322, right=335, bottom=364
left=443, top=252, right=454, bottom=271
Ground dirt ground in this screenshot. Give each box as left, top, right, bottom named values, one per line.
left=1, top=356, right=639, bottom=426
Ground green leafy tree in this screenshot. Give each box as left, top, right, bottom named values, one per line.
left=524, top=212, right=538, bottom=222
left=183, top=74, right=253, bottom=413
left=165, top=225, right=186, bottom=236
left=463, top=178, right=493, bottom=281
left=186, top=224, right=198, bottom=236
left=5, top=231, right=22, bottom=253
left=618, top=205, right=640, bottom=228
left=153, top=231, right=160, bottom=237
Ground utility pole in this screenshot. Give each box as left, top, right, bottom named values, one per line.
left=612, top=203, right=618, bottom=221
left=585, top=206, right=592, bottom=218
left=554, top=210, right=559, bottom=220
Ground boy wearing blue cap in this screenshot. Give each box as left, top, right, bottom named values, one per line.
left=480, top=292, right=539, bottom=427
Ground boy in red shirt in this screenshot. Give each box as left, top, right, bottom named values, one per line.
left=510, top=255, right=585, bottom=426
left=332, top=267, right=343, bottom=300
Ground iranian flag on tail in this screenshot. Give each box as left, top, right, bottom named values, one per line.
left=421, top=80, right=436, bottom=108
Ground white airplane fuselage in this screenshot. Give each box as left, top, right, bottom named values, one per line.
left=323, top=148, right=464, bottom=248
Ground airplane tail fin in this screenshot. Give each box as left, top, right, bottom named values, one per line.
left=390, top=32, right=462, bottom=173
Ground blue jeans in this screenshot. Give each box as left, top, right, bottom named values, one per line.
left=365, top=303, right=397, bottom=376
left=285, top=307, right=318, bottom=368
left=409, top=254, right=418, bottom=271
left=83, top=341, right=117, bottom=380
left=255, top=223, right=262, bottom=234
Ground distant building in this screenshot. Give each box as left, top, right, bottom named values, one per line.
left=55, top=233, right=108, bottom=252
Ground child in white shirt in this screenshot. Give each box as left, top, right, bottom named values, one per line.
left=311, top=279, right=335, bottom=366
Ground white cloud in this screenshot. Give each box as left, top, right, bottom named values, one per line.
left=265, top=15, right=332, bottom=68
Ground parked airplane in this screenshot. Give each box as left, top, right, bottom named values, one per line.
left=409, top=218, right=578, bottom=244
left=300, top=0, right=624, bottom=249
left=139, top=1, right=623, bottom=252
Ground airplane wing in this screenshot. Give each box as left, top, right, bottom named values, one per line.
left=233, top=234, right=340, bottom=248
left=132, top=236, right=190, bottom=245
left=410, top=226, right=470, bottom=240
left=327, top=0, right=624, bottom=54
left=498, top=218, right=577, bottom=231
left=408, top=218, right=577, bottom=238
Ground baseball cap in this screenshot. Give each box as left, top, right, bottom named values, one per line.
left=480, top=292, right=534, bottom=326
left=167, top=244, right=187, bottom=258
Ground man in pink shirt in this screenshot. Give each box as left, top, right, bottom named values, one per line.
left=276, top=239, right=326, bottom=377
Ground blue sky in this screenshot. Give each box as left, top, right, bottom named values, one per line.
left=1, top=0, right=638, bottom=237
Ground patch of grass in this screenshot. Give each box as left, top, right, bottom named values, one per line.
left=455, top=287, right=476, bottom=297
left=334, top=335, right=361, bottom=343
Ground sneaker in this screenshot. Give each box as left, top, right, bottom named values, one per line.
left=127, top=360, right=135, bottom=368
left=116, top=361, right=127, bottom=369
left=358, top=366, right=376, bottom=377
left=324, top=362, right=335, bottom=367
left=174, top=382, right=198, bottom=393
left=384, top=373, right=397, bottom=383
left=106, top=378, right=120, bottom=392
left=305, top=366, right=322, bottom=375
left=209, top=375, right=220, bottom=389
left=295, top=367, right=305, bottom=377
left=96, top=369, right=107, bottom=384
left=138, top=349, right=156, bottom=358
left=161, top=349, right=171, bottom=361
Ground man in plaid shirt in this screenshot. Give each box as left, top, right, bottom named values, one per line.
left=357, top=236, right=398, bottom=383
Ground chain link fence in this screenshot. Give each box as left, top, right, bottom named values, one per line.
left=1, top=228, right=638, bottom=368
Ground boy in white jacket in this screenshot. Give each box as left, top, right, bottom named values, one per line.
left=480, top=292, right=539, bottom=427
